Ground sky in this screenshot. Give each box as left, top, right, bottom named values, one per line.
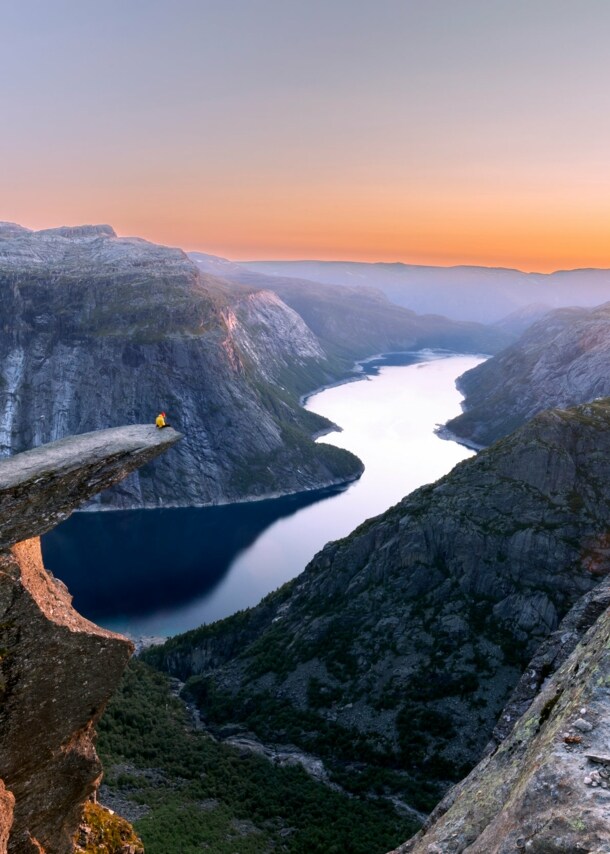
left=2, top=0, right=610, bottom=271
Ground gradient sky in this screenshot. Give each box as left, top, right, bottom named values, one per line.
left=2, top=1, right=610, bottom=270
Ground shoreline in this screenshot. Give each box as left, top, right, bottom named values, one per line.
left=76, top=465, right=364, bottom=514
left=299, top=347, right=466, bottom=407
left=79, top=348, right=480, bottom=514
left=434, top=423, right=485, bottom=452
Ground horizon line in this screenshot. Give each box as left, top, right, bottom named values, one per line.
left=6, top=219, right=610, bottom=278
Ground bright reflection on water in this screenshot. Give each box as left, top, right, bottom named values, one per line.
left=42, top=351, right=483, bottom=637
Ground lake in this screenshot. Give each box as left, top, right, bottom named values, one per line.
left=41, top=351, right=484, bottom=638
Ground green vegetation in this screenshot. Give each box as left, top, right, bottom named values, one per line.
left=184, top=676, right=448, bottom=813
left=75, top=801, right=144, bottom=853
left=98, top=660, right=418, bottom=854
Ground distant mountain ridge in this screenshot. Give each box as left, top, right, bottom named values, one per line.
left=190, top=251, right=512, bottom=357
left=239, top=259, right=610, bottom=323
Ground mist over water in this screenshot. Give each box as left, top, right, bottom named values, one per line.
left=42, top=351, right=483, bottom=638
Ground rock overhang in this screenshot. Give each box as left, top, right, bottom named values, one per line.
left=0, top=425, right=182, bottom=550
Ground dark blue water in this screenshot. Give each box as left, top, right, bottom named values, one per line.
left=42, top=485, right=345, bottom=631
left=42, top=351, right=483, bottom=638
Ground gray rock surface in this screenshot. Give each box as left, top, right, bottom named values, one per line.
left=445, top=302, right=610, bottom=447
left=147, top=398, right=610, bottom=811
left=489, top=574, right=610, bottom=747
left=390, top=597, right=610, bottom=853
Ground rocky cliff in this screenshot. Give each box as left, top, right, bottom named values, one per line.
left=391, top=582, right=610, bottom=853
left=145, top=399, right=610, bottom=813
left=445, top=301, right=610, bottom=448
left=0, top=223, right=361, bottom=509
left=0, top=424, right=178, bottom=852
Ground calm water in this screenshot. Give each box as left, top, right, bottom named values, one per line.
left=42, top=351, right=483, bottom=637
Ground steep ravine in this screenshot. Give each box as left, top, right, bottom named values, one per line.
left=0, top=425, right=179, bottom=853
left=146, top=398, right=610, bottom=816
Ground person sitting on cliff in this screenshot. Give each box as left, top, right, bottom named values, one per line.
left=155, top=412, right=170, bottom=429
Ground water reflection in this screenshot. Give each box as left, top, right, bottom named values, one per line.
left=42, top=485, right=346, bottom=626
left=42, top=351, right=484, bottom=637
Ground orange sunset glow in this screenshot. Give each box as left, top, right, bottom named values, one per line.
left=3, top=1, right=610, bottom=271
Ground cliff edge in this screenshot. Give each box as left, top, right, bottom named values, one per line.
left=390, top=590, right=610, bottom=853
left=0, top=425, right=179, bottom=853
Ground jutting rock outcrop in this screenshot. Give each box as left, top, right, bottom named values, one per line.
left=0, top=424, right=179, bottom=853
left=146, top=399, right=610, bottom=813
left=445, top=301, right=610, bottom=448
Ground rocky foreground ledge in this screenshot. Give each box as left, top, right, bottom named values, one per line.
left=0, top=425, right=181, bottom=549
left=0, top=426, right=180, bottom=853
left=391, top=595, right=610, bottom=853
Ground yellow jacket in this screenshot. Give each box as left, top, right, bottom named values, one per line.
left=155, top=414, right=166, bottom=428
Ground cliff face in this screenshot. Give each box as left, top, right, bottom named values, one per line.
left=0, top=425, right=178, bottom=853
left=146, top=399, right=610, bottom=811
left=445, top=302, right=610, bottom=448
left=0, top=224, right=361, bottom=509
left=392, top=588, right=610, bottom=853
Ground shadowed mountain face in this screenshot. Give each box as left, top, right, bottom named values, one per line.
left=239, top=259, right=610, bottom=323
left=145, top=399, right=610, bottom=813
left=445, top=301, right=610, bottom=448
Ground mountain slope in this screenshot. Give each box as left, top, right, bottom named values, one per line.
left=0, top=224, right=363, bottom=508
left=445, top=302, right=610, bottom=448
left=145, top=398, right=610, bottom=812
left=240, top=259, right=610, bottom=323
left=190, top=252, right=513, bottom=358
left=393, top=581, right=610, bottom=853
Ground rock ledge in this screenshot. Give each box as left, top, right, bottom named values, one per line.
left=0, top=425, right=181, bottom=549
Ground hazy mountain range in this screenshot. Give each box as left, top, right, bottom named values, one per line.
left=239, top=259, right=610, bottom=324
